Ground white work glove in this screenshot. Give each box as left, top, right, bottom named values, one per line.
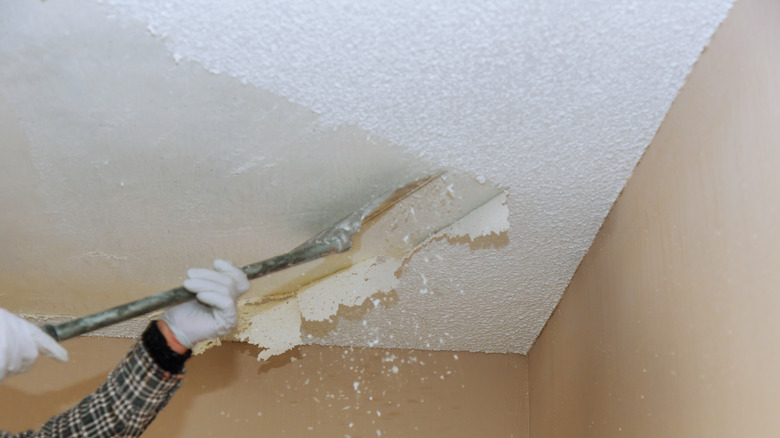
left=0, top=308, right=68, bottom=382
left=161, top=259, right=250, bottom=349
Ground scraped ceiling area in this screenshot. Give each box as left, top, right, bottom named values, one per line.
left=0, top=0, right=734, bottom=354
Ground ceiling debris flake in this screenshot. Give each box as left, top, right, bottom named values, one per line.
left=233, top=298, right=303, bottom=361
left=297, top=257, right=402, bottom=323
left=439, top=191, right=509, bottom=241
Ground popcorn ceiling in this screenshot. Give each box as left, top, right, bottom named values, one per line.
left=94, top=0, right=735, bottom=354
left=99, top=0, right=735, bottom=182
left=0, top=0, right=734, bottom=354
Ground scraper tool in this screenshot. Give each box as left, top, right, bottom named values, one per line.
left=41, top=173, right=442, bottom=342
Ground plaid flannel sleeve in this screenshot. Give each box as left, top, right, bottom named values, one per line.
left=1, top=338, right=183, bottom=438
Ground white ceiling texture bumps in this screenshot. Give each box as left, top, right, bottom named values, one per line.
left=0, top=0, right=734, bottom=354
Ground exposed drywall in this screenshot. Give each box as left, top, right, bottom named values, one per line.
left=0, top=337, right=529, bottom=438
left=0, top=0, right=734, bottom=354
left=0, top=0, right=430, bottom=314
left=528, top=0, right=780, bottom=435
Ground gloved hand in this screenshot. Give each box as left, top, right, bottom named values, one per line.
left=161, top=259, right=250, bottom=349
left=0, top=308, right=68, bottom=382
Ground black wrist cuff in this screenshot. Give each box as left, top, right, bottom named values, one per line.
left=142, top=321, right=192, bottom=374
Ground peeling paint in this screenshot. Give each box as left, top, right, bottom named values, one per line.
left=224, top=185, right=510, bottom=361
left=297, top=257, right=402, bottom=322
left=235, top=298, right=303, bottom=361
left=439, top=192, right=509, bottom=241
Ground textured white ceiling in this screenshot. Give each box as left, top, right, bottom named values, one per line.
left=0, top=0, right=733, bottom=354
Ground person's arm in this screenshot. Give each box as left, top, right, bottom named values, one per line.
left=1, top=259, right=249, bottom=438
left=0, top=320, right=185, bottom=438
left=36, top=321, right=187, bottom=437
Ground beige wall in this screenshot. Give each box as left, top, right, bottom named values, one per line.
left=528, top=0, right=780, bottom=436
left=0, top=337, right=528, bottom=437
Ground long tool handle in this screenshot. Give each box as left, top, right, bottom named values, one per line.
left=42, top=238, right=343, bottom=342
left=39, top=171, right=413, bottom=342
